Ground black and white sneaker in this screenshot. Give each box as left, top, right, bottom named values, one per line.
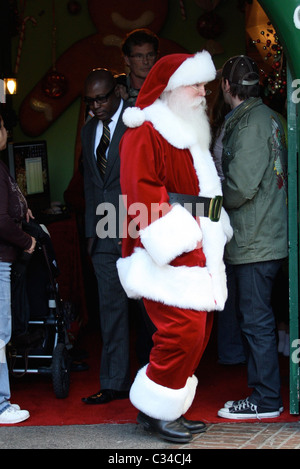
left=224, top=397, right=284, bottom=413
left=218, top=397, right=280, bottom=420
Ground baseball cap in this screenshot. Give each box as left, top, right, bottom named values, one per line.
left=222, top=55, right=259, bottom=86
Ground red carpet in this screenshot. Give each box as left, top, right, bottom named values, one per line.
left=9, top=325, right=299, bottom=427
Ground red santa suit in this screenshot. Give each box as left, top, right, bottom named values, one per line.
left=117, top=51, right=232, bottom=421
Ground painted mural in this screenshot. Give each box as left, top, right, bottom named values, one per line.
left=17, top=0, right=188, bottom=138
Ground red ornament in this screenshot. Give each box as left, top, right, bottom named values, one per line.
left=42, top=70, right=68, bottom=99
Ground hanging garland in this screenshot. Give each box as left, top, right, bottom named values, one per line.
left=42, top=0, right=67, bottom=99
left=179, top=0, right=187, bottom=20
left=252, top=22, right=286, bottom=99
left=14, top=15, right=37, bottom=74
left=13, top=0, right=37, bottom=75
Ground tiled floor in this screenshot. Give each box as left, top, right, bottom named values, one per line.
left=177, top=422, right=300, bottom=449
left=1, top=421, right=300, bottom=449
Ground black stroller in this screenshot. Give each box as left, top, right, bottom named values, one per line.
left=7, top=219, right=72, bottom=399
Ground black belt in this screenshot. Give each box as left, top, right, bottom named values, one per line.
left=168, top=192, right=223, bottom=222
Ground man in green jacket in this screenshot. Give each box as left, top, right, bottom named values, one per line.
left=217, top=55, right=288, bottom=419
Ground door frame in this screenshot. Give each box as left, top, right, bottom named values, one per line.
left=258, top=0, right=300, bottom=414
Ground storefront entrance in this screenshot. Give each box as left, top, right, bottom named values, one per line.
left=257, top=0, right=300, bottom=414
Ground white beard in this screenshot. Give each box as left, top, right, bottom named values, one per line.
left=161, top=87, right=211, bottom=150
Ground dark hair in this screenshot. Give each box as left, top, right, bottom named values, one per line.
left=121, top=28, right=159, bottom=56
left=209, top=83, right=230, bottom=152
left=114, top=73, right=127, bottom=89
left=222, top=55, right=260, bottom=100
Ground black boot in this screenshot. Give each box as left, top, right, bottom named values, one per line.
left=177, top=416, right=206, bottom=434
left=137, top=412, right=192, bottom=443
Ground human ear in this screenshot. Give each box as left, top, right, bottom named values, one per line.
left=124, top=55, right=131, bottom=67
left=222, top=78, right=231, bottom=93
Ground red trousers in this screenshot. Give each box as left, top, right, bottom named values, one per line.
left=143, top=298, right=214, bottom=390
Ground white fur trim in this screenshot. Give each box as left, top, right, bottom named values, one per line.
left=140, top=204, right=202, bottom=266
left=165, top=51, right=216, bottom=91
left=182, top=376, right=198, bottom=415
left=122, top=106, right=145, bottom=127
left=117, top=247, right=221, bottom=311
left=129, top=365, right=198, bottom=420
left=220, top=208, right=233, bottom=242
left=294, top=6, right=300, bottom=29
left=190, top=144, right=222, bottom=197
left=124, top=99, right=213, bottom=157
left=117, top=214, right=230, bottom=310
left=199, top=216, right=230, bottom=310
left=145, top=100, right=200, bottom=148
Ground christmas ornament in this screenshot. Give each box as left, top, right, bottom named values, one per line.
left=42, top=71, right=67, bottom=99
left=252, top=22, right=286, bottom=97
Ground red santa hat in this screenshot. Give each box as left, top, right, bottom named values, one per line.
left=123, top=50, right=216, bottom=127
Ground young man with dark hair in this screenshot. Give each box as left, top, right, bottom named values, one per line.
left=217, top=55, right=288, bottom=420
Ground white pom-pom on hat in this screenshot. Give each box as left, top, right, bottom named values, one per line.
left=123, top=107, right=145, bottom=128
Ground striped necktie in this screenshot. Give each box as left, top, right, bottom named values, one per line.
left=96, top=119, right=111, bottom=178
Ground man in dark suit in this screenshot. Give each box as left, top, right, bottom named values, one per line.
left=81, top=69, right=130, bottom=404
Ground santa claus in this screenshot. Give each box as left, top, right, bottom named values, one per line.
left=117, top=51, right=232, bottom=443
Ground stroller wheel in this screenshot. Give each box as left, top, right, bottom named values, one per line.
left=52, top=343, right=71, bottom=398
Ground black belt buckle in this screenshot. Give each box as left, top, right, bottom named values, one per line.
left=208, top=196, right=223, bottom=222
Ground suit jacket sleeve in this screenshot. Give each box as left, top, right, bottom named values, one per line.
left=81, top=122, right=97, bottom=239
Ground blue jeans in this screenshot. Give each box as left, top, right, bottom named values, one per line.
left=0, top=262, right=12, bottom=414
left=232, top=260, right=282, bottom=410
left=218, top=263, right=246, bottom=364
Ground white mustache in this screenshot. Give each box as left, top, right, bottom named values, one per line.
left=190, top=96, right=207, bottom=111
left=193, top=96, right=206, bottom=106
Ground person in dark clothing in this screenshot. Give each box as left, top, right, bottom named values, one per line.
left=0, top=116, right=35, bottom=424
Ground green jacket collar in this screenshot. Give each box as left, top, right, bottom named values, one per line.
left=225, top=97, right=262, bottom=133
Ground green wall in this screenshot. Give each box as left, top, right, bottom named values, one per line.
left=11, top=0, right=245, bottom=203
left=11, top=0, right=96, bottom=204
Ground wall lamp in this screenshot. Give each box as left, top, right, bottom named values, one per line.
left=4, top=77, right=18, bottom=95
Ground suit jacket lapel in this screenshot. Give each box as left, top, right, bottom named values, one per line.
left=104, top=102, right=128, bottom=183
left=87, top=118, right=103, bottom=186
